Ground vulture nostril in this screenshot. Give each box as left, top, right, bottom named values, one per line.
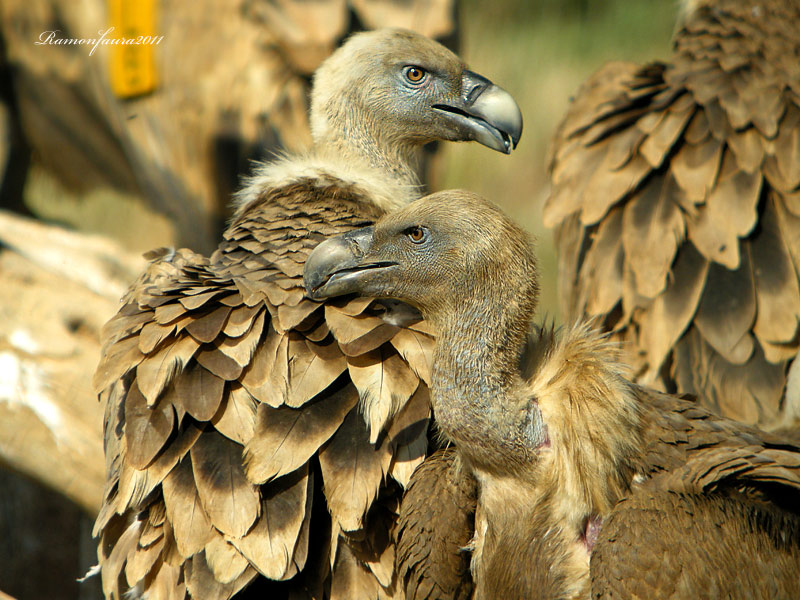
left=466, top=83, right=487, bottom=104
left=501, top=131, right=512, bottom=152
left=349, top=239, right=365, bottom=259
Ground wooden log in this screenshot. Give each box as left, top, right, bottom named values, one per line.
left=0, top=210, right=144, bottom=513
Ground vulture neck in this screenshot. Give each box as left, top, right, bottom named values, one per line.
left=315, top=118, right=423, bottom=198
left=428, top=276, right=540, bottom=474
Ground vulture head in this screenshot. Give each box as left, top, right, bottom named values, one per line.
left=304, top=190, right=537, bottom=333
left=305, top=189, right=543, bottom=473
left=310, top=29, right=523, bottom=164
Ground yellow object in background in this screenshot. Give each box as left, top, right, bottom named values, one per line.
left=108, top=0, right=159, bottom=98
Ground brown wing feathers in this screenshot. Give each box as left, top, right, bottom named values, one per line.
left=591, top=489, right=800, bottom=599
left=589, top=386, right=800, bottom=599
left=395, top=449, right=475, bottom=600
left=545, top=0, right=800, bottom=427
left=95, top=183, right=433, bottom=598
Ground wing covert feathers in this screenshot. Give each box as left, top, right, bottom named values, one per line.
left=95, top=178, right=435, bottom=598
left=591, top=490, right=800, bottom=599
left=545, top=0, right=800, bottom=427
left=591, top=385, right=800, bottom=596
left=395, top=449, right=476, bottom=600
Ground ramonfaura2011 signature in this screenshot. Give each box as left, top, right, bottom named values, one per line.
left=35, top=27, right=163, bottom=56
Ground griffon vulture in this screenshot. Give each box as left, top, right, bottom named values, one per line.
left=305, top=190, right=800, bottom=599
left=93, top=29, right=522, bottom=600
left=544, top=0, right=800, bottom=429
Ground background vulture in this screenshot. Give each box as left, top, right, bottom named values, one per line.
left=305, top=190, right=800, bottom=599
left=545, top=0, right=800, bottom=429
left=93, top=29, right=522, bottom=600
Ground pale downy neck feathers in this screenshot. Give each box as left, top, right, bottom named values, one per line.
left=524, top=324, right=643, bottom=537
left=311, top=111, right=424, bottom=198
left=234, top=152, right=421, bottom=215
left=434, top=315, right=644, bottom=520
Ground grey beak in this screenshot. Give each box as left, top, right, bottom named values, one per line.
left=304, top=227, right=378, bottom=300
left=434, top=70, right=523, bottom=154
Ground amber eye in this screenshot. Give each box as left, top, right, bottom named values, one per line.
left=406, top=226, right=427, bottom=243
left=404, top=66, right=427, bottom=84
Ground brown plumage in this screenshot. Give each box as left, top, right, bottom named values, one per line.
left=395, top=449, right=475, bottom=600
left=545, top=0, right=800, bottom=428
left=591, top=479, right=800, bottom=598
left=93, top=29, right=522, bottom=600
left=305, top=190, right=800, bottom=599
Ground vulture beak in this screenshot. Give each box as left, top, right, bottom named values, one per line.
left=434, top=70, right=523, bottom=154
left=304, top=227, right=395, bottom=300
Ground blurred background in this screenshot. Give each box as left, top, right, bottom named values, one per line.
left=438, top=0, right=675, bottom=318
left=0, top=1, right=674, bottom=598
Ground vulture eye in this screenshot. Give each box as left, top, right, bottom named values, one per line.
left=405, top=226, right=428, bottom=244
left=404, top=66, right=427, bottom=84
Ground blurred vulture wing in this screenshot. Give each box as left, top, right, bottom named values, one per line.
left=395, top=449, right=476, bottom=600
left=545, top=0, right=800, bottom=427
left=94, top=180, right=435, bottom=599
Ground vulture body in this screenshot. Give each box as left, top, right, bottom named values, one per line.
left=545, top=0, right=800, bottom=428
left=305, top=190, right=800, bottom=599
left=93, top=29, right=522, bottom=600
